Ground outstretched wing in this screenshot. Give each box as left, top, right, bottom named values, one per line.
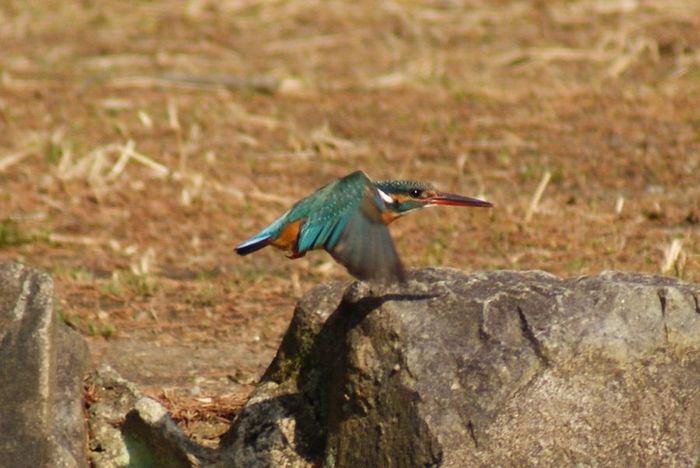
left=328, top=188, right=406, bottom=282
left=293, top=171, right=405, bottom=282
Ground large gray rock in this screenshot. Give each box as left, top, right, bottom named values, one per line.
left=0, top=263, right=90, bottom=468
left=219, top=269, right=700, bottom=467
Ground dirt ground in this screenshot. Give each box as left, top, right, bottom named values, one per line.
left=1, top=0, right=699, bottom=446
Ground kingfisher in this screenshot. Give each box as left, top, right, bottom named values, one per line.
left=235, top=170, right=492, bottom=282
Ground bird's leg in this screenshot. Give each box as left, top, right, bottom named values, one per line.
left=287, top=250, right=307, bottom=259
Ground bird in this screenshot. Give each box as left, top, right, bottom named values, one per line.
left=235, top=170, right=492, bottom=282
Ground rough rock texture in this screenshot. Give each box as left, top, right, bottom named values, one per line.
left=219, top=269, right=700, bottom=467
left=86, top=365, right=216, bottom=467
left=0, top=262, right=90, bottom=468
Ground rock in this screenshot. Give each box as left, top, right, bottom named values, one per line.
left=0, top=262, right=90, bottom=468
left=86, top=365, right=216, bottom=467
left=219, top=269, right=700, bottom=467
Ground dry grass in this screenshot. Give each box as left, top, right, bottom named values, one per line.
left=146, top=388, right=247, bottom=446
left=1, top=0, right=699, bottom=445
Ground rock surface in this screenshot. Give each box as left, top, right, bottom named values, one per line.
left=86, top=365, right=216, bottom=467
left=0, top=262, right=90, bottom=468
left=219, top=269, right=700, bottom=467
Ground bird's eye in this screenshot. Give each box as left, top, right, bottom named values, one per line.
left=409, top=189, right=423, bottom=198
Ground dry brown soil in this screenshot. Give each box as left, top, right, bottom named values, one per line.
left=1, top=0, right=699, bottom=445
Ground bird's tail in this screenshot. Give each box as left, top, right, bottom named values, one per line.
left=235, top=233, right=271, bottom=255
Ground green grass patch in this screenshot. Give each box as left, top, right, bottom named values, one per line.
left=195, top=270, right=217, bottom=281
left=566, top=258, right=590, bottom=272
left=0, top=218, right=31, bottom=247
left=124, top=272, right=159, bottom=297
left=87, top=322, right=115, bottom=338
left=99, top=270, right=160, bottom=299
left=187, top=284, right=219, bottom=307
left=45, top=142, right=63, bottom=165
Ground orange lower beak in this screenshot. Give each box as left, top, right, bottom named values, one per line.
left=429, top=192, right=493, bottom=208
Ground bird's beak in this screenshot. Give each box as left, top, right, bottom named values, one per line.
left=428, top=192, right=493, bottom=208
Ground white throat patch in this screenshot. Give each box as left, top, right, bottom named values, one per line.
left=377, top=188, right=394, bottom=204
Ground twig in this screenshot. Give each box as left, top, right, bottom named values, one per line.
left=615, top=195, right=625, bottom=215
left=161, top=73, right=281, bottom=94
left=524, top=170, right=552, bottom=224
left=661, top=239, right=683, bottom=274
left=101, top=74, right=282, bottom=94
left=106, top=141, right=134, bottom=181
left=48, top=233, right=105, bottom=246
left=123, top=144, right=170, bottom=178
left=0, top=150, right=31, bottom=172
left=167, top=99, right=180, bottom=131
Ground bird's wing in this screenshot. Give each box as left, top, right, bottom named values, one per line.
left=296, top=171, right=405, bottom=282
left=328, top=187, right=406, bottom=282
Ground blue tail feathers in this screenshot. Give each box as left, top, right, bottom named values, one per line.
left=235, top=233, right=271, bottom=255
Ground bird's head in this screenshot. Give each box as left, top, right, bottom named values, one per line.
left=374, top=179, right=492, bottom=219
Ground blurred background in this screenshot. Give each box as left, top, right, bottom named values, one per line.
left=1, top=0, right=698, bottom=444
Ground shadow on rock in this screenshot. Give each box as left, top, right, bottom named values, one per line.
left=219, top=280, right=440, bottom=466
left=294, top=284, right=441, bottom=460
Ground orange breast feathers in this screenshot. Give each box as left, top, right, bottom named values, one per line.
left=269, top=219, right=304, bottom=254
left=381, top=210, right=401, bottom=224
